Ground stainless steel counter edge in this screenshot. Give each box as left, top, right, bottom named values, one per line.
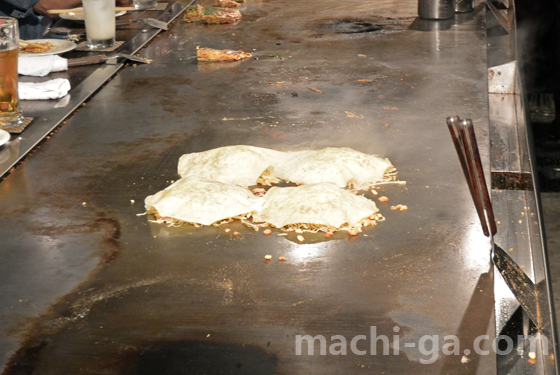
left=0, top=1, right=191, bottom=179
left=487, top=1, right=560, bottom=374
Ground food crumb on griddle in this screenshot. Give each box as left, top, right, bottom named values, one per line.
left=378, top=196, right=389, bottom=203
left=308, top=87, right=324, bottom=94
left=264, top=255, right=272, bottom=260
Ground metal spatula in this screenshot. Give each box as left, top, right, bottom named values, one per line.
left=115, top=18, right=168, bottom=30
left=67, top=53, right=151, bottom=67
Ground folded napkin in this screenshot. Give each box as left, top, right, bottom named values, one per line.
left=19, top=79, right=71, bottom=100
left=18, top=55, right=68, bottom=77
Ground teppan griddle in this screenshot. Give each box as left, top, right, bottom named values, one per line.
left=0, top=0, right=541, bottom=373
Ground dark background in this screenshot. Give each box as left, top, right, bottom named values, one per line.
left=517, top=0, right=560, bottom=191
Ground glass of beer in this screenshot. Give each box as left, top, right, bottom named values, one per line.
left=83, top=0, right=116, bottom=50
left=0, top=17, right=24, bottom=129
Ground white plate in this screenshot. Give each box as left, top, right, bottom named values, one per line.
left=0, top=129, right=10, bottom=147
left=60, top=10, right=126, bottom=22
left=20, top=39, right=77, bottom=56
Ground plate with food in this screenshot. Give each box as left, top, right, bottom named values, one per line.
left=59, top=10, right=126, bottom=22
left=19, top=39, right=77, bottom=56
left=0, top=129, right=10, bottom=147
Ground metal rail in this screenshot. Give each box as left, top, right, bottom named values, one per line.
left=486, top=1, right=560, bottom=372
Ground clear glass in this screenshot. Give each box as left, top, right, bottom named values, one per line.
left=0, top=17, right=24, bottom=129
left=83, top=0, right=116, bottom=50
left=132, top=0, right=157, bottom=10
left=529, top=93, right=556, bottom=124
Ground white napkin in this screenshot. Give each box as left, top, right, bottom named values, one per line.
left=18, top=55, right=68, bottom=77
left=19, top=79, right=71, bottom=100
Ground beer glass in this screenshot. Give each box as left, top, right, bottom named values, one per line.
left=83, top=0, right=116, bottom=50
left=0, top=17, right=23, bottom=129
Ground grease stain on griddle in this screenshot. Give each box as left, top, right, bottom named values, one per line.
left=119, top=76, right=194, bottom=116
left=2, top=341, right=48, bottom=375
left=240, top=9, right=269, bottom=23
left=93, top=213, right=122, bottom=264
left=249, top=93, right=280, bottom=106
left=317, top=17, right=411, bottom=36
left=491, top=172, right=533, bottom=191
left=117, top=341, right=277, bottom=375
left=322, top=19, right=382, bottom=34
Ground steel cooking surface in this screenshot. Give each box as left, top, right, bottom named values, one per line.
left=0, top=0, right=494, bottom=374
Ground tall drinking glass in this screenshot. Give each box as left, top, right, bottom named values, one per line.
left=0, top=17, right=23, bottom=129
left=83, top=0, right=116, bottom=50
